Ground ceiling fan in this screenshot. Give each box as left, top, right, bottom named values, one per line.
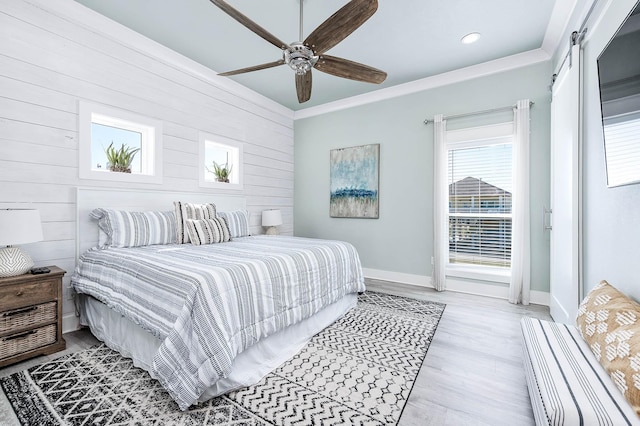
left=209, top=0, right=387, bottom=103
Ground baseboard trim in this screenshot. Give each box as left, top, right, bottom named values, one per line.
left=362, top=267, right=550, bottom=306
left=550, top=295, right=571, bottom=324
left=362, top=268, right=433, bottom=288
left=531, top=289, right=551, bottom=307
left=63, top=313, right=81, bottom=335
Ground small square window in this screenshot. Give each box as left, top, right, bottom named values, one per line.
left=79, top=101, right=163, bottom=184
left=199, top=132, right=243, bottom=190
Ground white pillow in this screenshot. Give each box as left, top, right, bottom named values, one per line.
left=173, top=201, right=217, bottom=244
left=218, top=209, right=250, bottom=238
left=90, top=209, right=176, bottom=248
left=185, top=218, right=231, bottom=245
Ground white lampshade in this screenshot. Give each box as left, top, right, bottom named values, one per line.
left=262, top=209, right=282, bottom=235
left=262, top=209, right=283, bottom=227
left=0, top=209, right=44, bottom=246
left=0, top=209, right=43, bottom=277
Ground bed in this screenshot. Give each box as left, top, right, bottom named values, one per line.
left=71, top=188, right=365, bottom=411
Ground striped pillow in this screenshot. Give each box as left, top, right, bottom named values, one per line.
left=90, top=209, right=176, bottom=248
left=185, top=218, right=231, bottom=245
left=218, top=209, right=250, bottom=238
left=174, top=201, right=217, bottom=244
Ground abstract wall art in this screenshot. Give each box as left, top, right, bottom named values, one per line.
left=330, top=144, right=380, bottom=218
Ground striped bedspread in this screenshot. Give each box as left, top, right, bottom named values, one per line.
left=521, top=317, right=640, bottom=425
left=71, top=235, right=365, bottom=410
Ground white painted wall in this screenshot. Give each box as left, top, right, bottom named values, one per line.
left=579, top=0, right=640, bottom=300
left=294, top=61, right=552, bottom=301
left=0, top=0, right=294, bottom=329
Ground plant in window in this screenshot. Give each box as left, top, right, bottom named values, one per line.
left=104, top=142, right=140, bottom=173
left=207, top=161, right=233, bottom=183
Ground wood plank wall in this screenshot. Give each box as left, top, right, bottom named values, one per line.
left=0, top=0, right=295, bottom=326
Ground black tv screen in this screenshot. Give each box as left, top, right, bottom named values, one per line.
left=597, top=1, right=640, bottom=187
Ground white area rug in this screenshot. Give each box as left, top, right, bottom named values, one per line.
left=0, top=292, right=445, bottom=425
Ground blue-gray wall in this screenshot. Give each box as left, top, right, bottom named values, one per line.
left=294, top=61, right=552, bottom=293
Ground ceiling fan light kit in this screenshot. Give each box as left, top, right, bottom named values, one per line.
left=284, top=42, right=318, bottom=75
left=210, top=0, right=387, bottom=103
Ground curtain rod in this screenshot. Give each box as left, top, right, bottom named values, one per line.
left=423, top=101, right=534, bottom=125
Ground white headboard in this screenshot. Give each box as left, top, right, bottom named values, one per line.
left=76, top=187, right=246, bottom=261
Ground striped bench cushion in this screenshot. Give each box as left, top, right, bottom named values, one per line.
left=521, top=317, right=640, bottom=425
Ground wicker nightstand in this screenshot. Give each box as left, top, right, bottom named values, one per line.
left=0, top=266, right=66, bottom=367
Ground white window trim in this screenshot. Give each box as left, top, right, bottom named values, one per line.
left=444, top=121, right=514, bottom=284
left=446, top=263, right=511, bottom=284
left=78, top=101, right=163, bottom=184
left=446, top=122, right=513, bottom=145
left=198, top=132, right=244, bottom=190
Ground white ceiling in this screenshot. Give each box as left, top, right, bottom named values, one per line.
left=73, top=0, right=569, bottom=111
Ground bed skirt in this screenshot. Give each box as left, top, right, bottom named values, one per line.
left=78, top=292, right=358, bottom=401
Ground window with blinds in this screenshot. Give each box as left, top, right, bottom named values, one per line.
left=448, top=138, right=513, bottom=268
left=603, top=112, right=640, bottom=187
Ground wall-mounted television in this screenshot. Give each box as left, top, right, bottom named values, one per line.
left=597, top=1, right=640, bottom=187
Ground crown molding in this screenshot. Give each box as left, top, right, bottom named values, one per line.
left=23, top=0, right=561, bottom=123
left=541, top=0, right=580, bottom=57
left=294, top=49, right=550, bottom=120
left=24, top=0, right=294, bottom=122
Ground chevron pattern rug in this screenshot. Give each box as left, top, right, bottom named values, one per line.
left=0, top=292, right=445, bottom=425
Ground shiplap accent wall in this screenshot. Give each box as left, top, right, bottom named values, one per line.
left=0, top=0, right=294, bottom=329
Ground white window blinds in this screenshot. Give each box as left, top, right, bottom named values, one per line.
left=447, top=137, right=513, bottom=268
left=603, top=112, right=640, bottom=187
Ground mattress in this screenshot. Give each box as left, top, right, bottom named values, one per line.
left=71, top=235, right=365, bottom=409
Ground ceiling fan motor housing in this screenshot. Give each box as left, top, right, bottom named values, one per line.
left=284, top=42, right=318, bottom=75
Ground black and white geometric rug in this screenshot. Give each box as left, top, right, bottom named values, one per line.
left=0, top=292, right=445, bottom=425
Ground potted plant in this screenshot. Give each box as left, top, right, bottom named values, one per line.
left=207, top=161, right=233, bottom=183
left=104, top=142, right=140, bottom=173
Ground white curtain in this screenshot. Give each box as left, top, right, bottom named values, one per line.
left=509, top=99, right=531, bottom=304
left=432, top=114, right=448, bottom=291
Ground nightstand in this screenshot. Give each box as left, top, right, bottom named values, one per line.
left=0, top=266, right=66, bottom=367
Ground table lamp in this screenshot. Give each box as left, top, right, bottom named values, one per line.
left=0, top=209, right=44, bottom=277
left=262, top=209, right=282, bottom=235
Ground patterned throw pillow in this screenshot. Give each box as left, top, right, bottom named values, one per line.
left=174, top=201, right=217, bottom=244
left=90, top=209, right=176, bottom=248
left=576, top=280, right=640, bottom=415
left=184, top=218, right=231, bottom=245
left=217, top=209, right=250, bottom=238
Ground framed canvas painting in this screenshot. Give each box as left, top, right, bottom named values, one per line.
left=330, top=144, right=380, bottom=218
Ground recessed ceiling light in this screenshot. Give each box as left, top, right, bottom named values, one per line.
left=461, top=32, right=481, bottom=44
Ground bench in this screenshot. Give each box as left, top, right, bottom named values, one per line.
left=521, top=280, right=640, bottom=425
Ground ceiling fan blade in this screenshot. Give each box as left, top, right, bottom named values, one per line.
left=314, top=55, right=387, bottom=84
left=219, top=60, right=285, bottom=76
left=295, top=72, right=312, bottom=103
left=304, top=0, right=378, bottom=54
left=209, top=0, right=289, bottom=50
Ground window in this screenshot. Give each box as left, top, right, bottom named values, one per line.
left=79, top=101, right=163, bottom=183
left=445, top=123, right=514, bottom=278
left=198, top=132, right=243, bottom=190
left=603, top=111, right=640, bottom=187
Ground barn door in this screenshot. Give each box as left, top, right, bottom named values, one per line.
left=549, top=43, right=581, bottom=324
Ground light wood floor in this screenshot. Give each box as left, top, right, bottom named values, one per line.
left=366, top=280, right=552, bottom=425
left=0, top=281, right=551, bottom=425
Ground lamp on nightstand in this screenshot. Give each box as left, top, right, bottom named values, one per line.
left=262, top=209, right=283, bottom=235
left=0, top=209, right=43, bottom=277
